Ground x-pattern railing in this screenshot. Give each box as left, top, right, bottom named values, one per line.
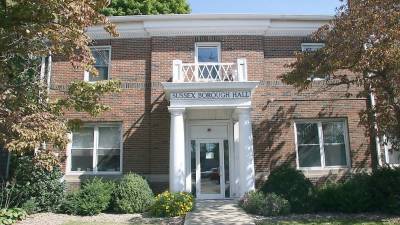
left=181, top=63, right=238, bottom=82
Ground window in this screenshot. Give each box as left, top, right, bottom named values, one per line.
left=385, top=141, right=400, bottom=165
left=69, top=124, right=122, bottom=174
left=195, top=43, right=221, bottom=79
left=295, top=120, right=350, bottom=169
left=84, top=46, right=111, bottom=82
left=301, top=43, right=327, bottom=81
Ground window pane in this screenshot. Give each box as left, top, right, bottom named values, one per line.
left=388, top=149, right=400, bottom=164
left=92, top=49, right=109, bottom=66
left=89, top=67, right=108, bottom=81
left=197, top=47, right=219, bottom=63
left=72, top=127, right=94, bottom=148
left=297, top=123, right=319, bottom=144
left=98, top=127, right=120, bottom=149
left=324, top=144, right=347, bottom=166
left=298, top=145, right=321, bottom=167
left=323, top=122, right=345, bottom=144
left=97, top=149, right=120, bottom=172
left=71, top=149, right=93, bottom=171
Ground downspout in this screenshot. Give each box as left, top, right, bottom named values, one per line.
left=370, top=89, right=383, bottom=166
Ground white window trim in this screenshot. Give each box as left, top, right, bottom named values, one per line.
left=66, top=122, right=123, bottom=175
left=194, top=42, right=221, bottom=63
left=84, top=46, right=112, bottom=82
left=294, top=118, right=351, bottom=171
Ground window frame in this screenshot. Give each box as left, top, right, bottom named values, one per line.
left=294, top=118, right=351, bottom=170
left=384, top=138, right=400, bottom=166
left=194, top=42, right=221, bottom=64
left=84, top=46, right=112, bottom=82
left=301, top=43, right=327, bottom=81
left=66, top=122, right=123, bottom=175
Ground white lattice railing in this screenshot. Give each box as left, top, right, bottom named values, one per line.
left=172, top=59, right=248, bottom=82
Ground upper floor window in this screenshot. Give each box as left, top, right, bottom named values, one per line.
left=301, top=43, right=327, bottom=81
left=84, top=46, right=111, bottom=82
left=195, top=43, right=221, bottom=79
left=69, top=123, right=122, bottom=174
left=385, top=140, right=400, bottom=165
left=295, top=119, right=350, bottom=170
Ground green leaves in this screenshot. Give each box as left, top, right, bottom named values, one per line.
left=101, top=0, right=191, bottom=16
left=281, top=0, right=400, bottom=153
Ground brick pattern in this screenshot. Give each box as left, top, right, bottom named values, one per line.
left=50, top=35, right=373, bottom=187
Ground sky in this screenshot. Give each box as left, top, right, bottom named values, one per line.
left=188, top=0, right=343, bottom=15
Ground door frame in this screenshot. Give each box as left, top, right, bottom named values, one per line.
left=195, top=139, right=225, bottom=199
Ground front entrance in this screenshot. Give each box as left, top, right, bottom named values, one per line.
left=195, top=139, right=225, bottom=199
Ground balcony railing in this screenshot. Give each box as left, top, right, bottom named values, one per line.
left=172, top=58, right=248, bottom=82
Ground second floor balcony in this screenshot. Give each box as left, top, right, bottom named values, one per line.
left=172, top=58, right=248, bottom=83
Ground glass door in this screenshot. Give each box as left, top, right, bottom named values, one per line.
left=196, top=139, right=225, bottom=199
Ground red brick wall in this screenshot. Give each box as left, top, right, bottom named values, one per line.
left=50, top=35, right=372, bottom=186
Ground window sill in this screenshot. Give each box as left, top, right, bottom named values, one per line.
left=66, top=171, right=122, bottom=176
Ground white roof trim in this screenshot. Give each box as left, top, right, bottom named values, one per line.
left=87, top=14, right=332, bottom=39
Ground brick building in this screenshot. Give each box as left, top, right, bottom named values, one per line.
left=47, top=14, right=393, bottom=198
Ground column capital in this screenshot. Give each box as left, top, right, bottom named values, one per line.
left=235, top=107, right=252, bottom=115
left=169, top=107, right=185, bottom=116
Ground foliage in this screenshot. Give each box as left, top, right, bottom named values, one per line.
left=150, top=191, right=194, bottom=217
left=112, top=173, right=154, bottom=213
left=0, top=0, right=120, bottom=168
left=281, top=0, right=400, bottom=152
left=315, top=167, right=400, bottom=214
left=20, top=198, right=39, bottom=215
left=101, top=0, right=191, bottom=16
left=315, top=174, right=372, bottom=213
left=0, top=208, right=27, bottom=225
left=261, top=165, right=314, bottom=213
left=239, top=191, right=290, bottom=216
left=61, top=177, right=114, bottom=216
left=368, top=167, right=400, bottom=214
left=1, top=156, right=65, bottom=212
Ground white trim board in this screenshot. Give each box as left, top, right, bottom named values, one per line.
left=87, top=14, right=331, bottom=39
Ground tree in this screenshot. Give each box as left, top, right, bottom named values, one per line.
left=281, top=0, right=400, bottom=156
left=101, top=0, right=191, bottom=16
left=0, top=0, right=120, bottom=169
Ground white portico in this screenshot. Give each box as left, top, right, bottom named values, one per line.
left=162, top=58, right=259, bottom=198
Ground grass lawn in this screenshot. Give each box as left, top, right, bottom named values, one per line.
left=258, top=219, right=399, bottom=225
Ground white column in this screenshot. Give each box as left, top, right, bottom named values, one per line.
left=169, top=107, right=186, bottom=192
left=237, top=107, right=255, bottom=196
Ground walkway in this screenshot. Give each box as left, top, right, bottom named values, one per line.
left=184, top=200, right=255, bottom=225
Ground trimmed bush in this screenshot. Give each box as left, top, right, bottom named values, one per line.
left=315, top=174, right=372, bottom=213
left=9, top=156, right=65, bottom=212
left=239, top=191, right=290, bottom=216
left=238, top=191, right=265, bottom=215
left=61, top=177, right=114, bottom=216
left=113, top=173, right=154, bottom=213
left=0, top=208, right=27, bottom=225
left=369, top=167, right=400, bottom=214
left=261, top=164, right=314, bottom=213
left=150, top=191, right=194, bottom=217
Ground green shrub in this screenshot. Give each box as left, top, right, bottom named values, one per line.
left=113, top=173, right=154, bottom=213
left=261, top=164, right=314, bottom=213
left=61, top=177, right=114, bottom=216
left=369, top=167, right=400, bottom=214
left=239, top=191, right=290, bottom=216
left=150, top=191, right=194, bottom=217
left=315, top=174, right=372, bottom=213
left=20, top=198, right=39, bottom=215
left=0, top=208, right=27, bottom=225
left=9, top=156, right=65, bottom=212
left=238, top=191, right=265, bottom=215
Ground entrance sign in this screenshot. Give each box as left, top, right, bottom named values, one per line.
left=171, top=91, right=251, bottom=100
